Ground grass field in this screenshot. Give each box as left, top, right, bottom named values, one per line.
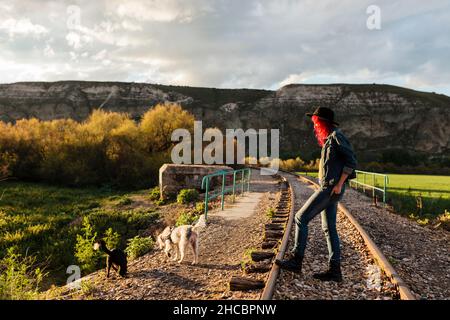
left=0, top=181, right=160, bottom=286
left=354, top=173, right=449, bottom=203
left=297, top=171, right=450, bottom=220
left=299, top=171, right=319, bottom=178
left=378, top=174, right=450, bottom=199
left=359, top=173, right=450, bottom=221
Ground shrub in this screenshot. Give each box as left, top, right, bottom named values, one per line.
left=194, top=202, right=206, bottom=215
left=149, top=186, right=161, bottom=201
left=0, top=105, right=194, bottom=188
left=72, top=207, right=160, bottom=275
left=74, top=218, right=123, bottom=273
left=240, top=248, right=257, bottom=271
left=176, top=211, right=198, bottom=226
left=381, top=149, right=425, bottom=166
left=155, top=198, right=166, bottom=206
left=438, top=210, right=450, bottom=231
left=86, top=208, right=159, bottom=243
left=103, top=228, right=120, bottom=249
left=177, top=189, right=199, bottom=204
left=249, top=156, right=320, bottom=173
left=79, top=279, right=98, bottom=298
left=416, top=218, right=430, bottom=226
left=266, top=207, right=276, bottom=219
left=0, top=151, right=16, bottom=180
left=74, top=217, right=101, bottom=273
left=303, top=159, right=321, bottom=172
left=363, top=161, right=384, bottom=173
left=125, top=236, right=154, bottom=260
left=0, top=247, right=46, bottom=300
left=115, top=196, right=132, bottom=207
left=279, top=157, right=305, bottom=172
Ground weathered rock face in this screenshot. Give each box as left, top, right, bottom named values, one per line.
left=0, top=81, right=192, bottom=122
left=0, top=81, right=449, bottom=160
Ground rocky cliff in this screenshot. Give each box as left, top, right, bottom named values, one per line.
left=0, top=81, right=449, bottom=161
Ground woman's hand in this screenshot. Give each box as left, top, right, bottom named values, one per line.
left=331, top=183, right=342, bottom=196
left=331, top=172, right=350, bottom=196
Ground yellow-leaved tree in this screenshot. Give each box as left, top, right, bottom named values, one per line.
left=0, top=104, right=195, bottom=188
left=140, top=103, right=195, bottom=153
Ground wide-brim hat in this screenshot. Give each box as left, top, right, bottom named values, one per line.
left=306, top=106, right=339, bottom=126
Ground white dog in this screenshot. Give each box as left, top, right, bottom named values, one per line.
left=157, top=214, right=206, bottom=265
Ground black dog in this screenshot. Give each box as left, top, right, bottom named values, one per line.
left=93, top=240, right=127, bottom=278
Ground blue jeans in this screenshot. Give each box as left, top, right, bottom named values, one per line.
left=292, top=185, right=345, bottom=265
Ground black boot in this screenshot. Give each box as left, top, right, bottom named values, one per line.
left=275, top=253, right=303, bottom=273
left=313, top=262, right=342, bottom=282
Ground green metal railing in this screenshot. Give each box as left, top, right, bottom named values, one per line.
left=349, top=170, right=389, bottom=202
left=201, top=168, right=251, bottom=218
left=350, top=170, right=389, bottom=203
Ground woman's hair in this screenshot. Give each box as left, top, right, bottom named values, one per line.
left=312, top=115, right=334, bottom=147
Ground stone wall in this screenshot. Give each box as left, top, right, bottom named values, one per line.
left=159, top=164, right=233, bottom=199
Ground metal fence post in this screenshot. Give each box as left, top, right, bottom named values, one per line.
left=247, top=169, right=251, bottom=192
left=232, top=171, right=237, bottom=202
left=363, top=172, right=366, bottom=193
left=383, top=175, right=387, bottom=203
left=372, top=174, right=376, bottom=199
left=221, top=172, right=226, bottom=210
left=356, top=172, right=359, bottom=191
left=202, top=177, right=210, bottom=219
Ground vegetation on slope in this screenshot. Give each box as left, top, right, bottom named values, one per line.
left=0, top=103, right=194, bottom=188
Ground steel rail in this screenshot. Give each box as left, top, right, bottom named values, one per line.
left=260, top=175, right=295, bottom=300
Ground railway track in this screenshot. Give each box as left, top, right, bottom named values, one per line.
left=258, top=171, right=415, bottom=300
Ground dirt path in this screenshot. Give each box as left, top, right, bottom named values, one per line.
left=65, top=169, right=279, bottom=300
left=274, top=173, right=397, bottom=300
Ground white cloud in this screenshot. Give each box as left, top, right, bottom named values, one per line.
left=121, top=20, right=143, bottom=31
left=64, top=21, right=143, bottom=49
left=65, top=31, right=94, bottom=50
left=0, top=0, right=449, bottom=96
left=65, top=32, right=81, bottom=49
left=0, top=56, right=60, bottom=82
left=43, top=44, right=55, bottom=57
left=0, top=18, right=48, bottom=38
left=69, top=52, right=78, bottom=61
left=116, top=2, right=178, bottom=22
left=92, top=49, right=107, bottom=61
left=114, top=0, right=210, bottom=23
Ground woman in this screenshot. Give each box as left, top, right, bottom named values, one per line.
left=275, top=106, right=357, bottom=282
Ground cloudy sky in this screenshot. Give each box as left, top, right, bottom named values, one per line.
left=0, top=0, right=449, bottom=95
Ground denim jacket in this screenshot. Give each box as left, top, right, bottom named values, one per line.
left=319, top=128, right=357, bottom=188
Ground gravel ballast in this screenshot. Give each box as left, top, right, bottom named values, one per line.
left=341, top=187, right=449, bottom=300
